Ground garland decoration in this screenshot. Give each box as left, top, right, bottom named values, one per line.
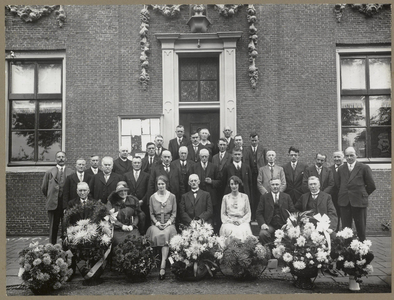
left=247, top=5, right=258, bottom=89
left=151, top=4, right=182, bottom=18
left=334, top=4, right=387, bottom=22
left=214, top=4, right=242, bottom=17
left=140, top=5, right=151, bottom=90
left=6, top=5, right=66, bottom=27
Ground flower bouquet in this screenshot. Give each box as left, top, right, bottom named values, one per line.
left=330, top=227, right=374, bottom=290
left=220, top=235, right=270, bottom=280
left=272, top=211, right=332, bottom=289
left=64, top=218, right=112, bottom=285
left=169, top=220, right=224, bottom=281
left=18, top=242, right=73, bottom=295
left=113, top=234, right=157, bottom=282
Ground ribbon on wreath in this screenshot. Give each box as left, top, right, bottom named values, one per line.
left=313, top=213, right=332, bottom=251
left=84, top=221, right=114, bottom=279
left=104, top=208, right=118, bottom=224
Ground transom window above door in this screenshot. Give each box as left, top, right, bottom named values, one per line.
left=179, top=56, right=219, bottom=102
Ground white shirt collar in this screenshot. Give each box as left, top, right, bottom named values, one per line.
left=348, top=161, right=356, bottom=168
left=271, top=192, right=279, bottom=199
left=56, top=165, right=64, bottom=171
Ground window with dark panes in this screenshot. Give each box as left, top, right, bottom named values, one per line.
left=179, top=57, right=219, bottom=102
left=340, top=54, right=391, bottom=160
left=9, top=60, right=63, bottom=165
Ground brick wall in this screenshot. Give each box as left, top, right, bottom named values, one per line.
left=5, top=4, right=391, bottom=235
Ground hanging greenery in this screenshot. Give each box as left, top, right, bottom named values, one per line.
left=6, top=5, right=66, bottom=27
left=247, top=5, right=258, bottom=89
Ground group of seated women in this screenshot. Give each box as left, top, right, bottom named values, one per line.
left=107, top=174, right=252, bottom=280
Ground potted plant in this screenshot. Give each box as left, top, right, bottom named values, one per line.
left=220, top=235, right=271, bottom=280
left=271, top=211, right=332, bottom=289
left=18, top=242, right=73, bottom=295
left=169, top=220, right=224, bottom=281
left=113, top=234, right=157, bottom=282
left=330, top=227, right=374, bottom=291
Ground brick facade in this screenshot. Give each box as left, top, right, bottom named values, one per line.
left=5, top=4, right=391, bottom=235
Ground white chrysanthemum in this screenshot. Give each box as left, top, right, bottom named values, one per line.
left=76, top=219, right=90, bottom=227
left=310, top=231, right=325, bottom=244
left=272, top=247, right=283, bottom=259
left=358, top=244, right=369, bottom=256
left=287, top=226, right=301, bottom=239
left=275, top=229, right=285, bottom=239
left=296, top=236, right=306, bottom=247
left=33, top=258, right=42, bottom=266
left=350, top=239, right=361, bottom=251
left=184, top=259, right=191, bottom=267
left=293, top=261, right=306, bottom=270
left=283, top=252, right=293, bottom=262
left=337, top=227, right=354, bottom=239
left=185, top=249, right=192, bottom=258
left=304, top=222, right=315, bottom=231
left=344, top=261, right=355, bottom=268
left=305, top=253, right=312, bottom=259
left=316, top=249, right=328, bottom=262
left=170, top=235, right=183, bottom=251
left=101, top=234, right=111, bottom=245
left=214, top=252, right=223, bottom=260
left=363, top=240, right=372, bottom=248
left=309, top=260, right=314, bottom=265
left=364, top=264, right=373, bottom=273
left=338, top=255, right=344, bottom=261
left=190, top=241, right=202, bottom=256
left=356, top=259, right=366, bottom=266
left=282, top=266, right=290, bottom=273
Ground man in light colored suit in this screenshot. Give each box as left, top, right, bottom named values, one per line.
left=302, top=153, right=334, bottom=194
left=257, top=150, right=286, bottom=196
left=179, top=174, right=213, bottom=226
left=190, top=149, right=221, bottom=233
left=244, top=132, right=267, bottom=220
left=336, top=147, right=376, bottom=241
left=63, top=158, right=93, bottom=209
left=282, top=146, right=307, bottom=205
left=256, top=178, right=295, bottom=245
left=168, top=125, right=189, bottom=161
left=41, top=151, right=74, bottom=244
left=295, top=176, right=338, bottom=231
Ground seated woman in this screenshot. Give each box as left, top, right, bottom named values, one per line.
left=106, top=182, right=141, bottom=247
left=219, top=175, right=253, bottom=241
left=146, top=175, right=177, bottom=280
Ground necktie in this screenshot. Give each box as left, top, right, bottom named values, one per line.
left=79, top=172, right=83, bottom=182
left=348, top=164, right=353, bottom=172
left=92, top=168, right=97, bottom=175
left=178, top=138, right=182, bottom=145
left=203, top=162, right=206, bottom=170
left=149, top=157, right=153, bottom=165
left=81, top=200, right=86, bottom=206
left=253, top=147, right=256, bottom=154
left=165, top=166, right=169, bottom=173
left=134, top=171, right=139, bottom=181
left=335, top=165, right=339, bottom=172
left=274, top=193, right=278, bottom=203
left=105, top=174, right=109, bottom=183
left=317, top=167, right=321, bottom=175
left=194, top=146, right=198, bottom=154
left=58, top=167, right=64, bottom=185
left=312, top=194, right=318, bottom=200
left=292, top=163, right=296, bottom=171
left=220, top=152, right=223, bottom=161
left=156, top=147, right=160, bottom=156
left=193, top=191, right=197, bottom=199
left=270, top=165, right=274, bottom=178
left=236, top=163, right=240, bottom=171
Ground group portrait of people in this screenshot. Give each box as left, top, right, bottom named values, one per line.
left=41, top=125, right=376, bottom=280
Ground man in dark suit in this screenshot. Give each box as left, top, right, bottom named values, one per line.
left=148, top=150, right=185, bottom=202
left=282, top=146, right=307, bottom=205
left=336, top=147, right=376, bottom=241
left=113, top=146, right=132, bottom=175
left=244, top=132, right=267, bottom=220
left=41, top=151, right=74, bottom=244
left=212, top=138, right=232, bottom=203
left=124, top=156, right=150, bottom=233
left=141, top=142, right=160, bottom=174
left=190, top=149, right=221, bottom=233
left=168, top=125, right=189, bottom=161
left=295, top=176, right=338, bottom=231
left=256, top=178, right=295, bottom=245
left=302, top=153, right=334, bottom=194
left=329, top=150, right=345, bottom=231
left=170, top=146, right=195, bottom=197
left=154, top=135, right=167, bottom=158
left=187, top=131, right=204, bottom=163
left=179, top=174, right=213, bottom=226
left=223, top=126, right=235, bottom=153
left=89, top=156, right=124, bottom=204
left=222, top=147, right=252, bottom=202
left=63, top=158, right=93, bottom=209
left=85, top=155, right=102, bottom=177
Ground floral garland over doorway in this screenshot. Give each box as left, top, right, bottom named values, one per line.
left=334, top=4, right=387, bottom=22
left=6, top=5, right=66, bottom=27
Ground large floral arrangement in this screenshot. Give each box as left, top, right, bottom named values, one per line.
left=221, top=235, right=270, bottom=280
left=331, top=227, right=374, bottom=282
left=272, top=212, right=332, bottom=278
left=65, top=218, right=112, bottom=263
left=18, top=242, right=73, bottom=294
left=169, top=220, right=224, bottom=280
left=113, top=234, right=157, bottom=282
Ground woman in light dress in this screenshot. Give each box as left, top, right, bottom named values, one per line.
left=145, top=175, right=177, bottom=280
left=219, top=176, right=253, bottom=241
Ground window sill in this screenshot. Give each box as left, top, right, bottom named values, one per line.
left=6, top=166, right=55, bottom=173
left=365, top=163, right=392, bottom=171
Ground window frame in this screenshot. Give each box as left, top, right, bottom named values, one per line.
left=6, top=51, right=66, bottom=170
left=336, top=46, right=391, bottom=167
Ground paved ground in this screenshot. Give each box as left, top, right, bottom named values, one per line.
left=6, top=234, right=392, bottom=295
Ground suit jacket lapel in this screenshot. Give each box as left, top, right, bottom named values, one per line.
left=194, top=190, right=201, bottom=205
left=348, top=162, right=361, bottom=183
left=303, top=193, right=310, bottom=211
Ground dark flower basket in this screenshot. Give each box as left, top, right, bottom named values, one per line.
left=171, top=260, right=213, bottom=281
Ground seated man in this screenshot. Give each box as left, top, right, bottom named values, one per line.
left=295, top=176, right=338, bottom=232
left=179, top=174, right=213, bottom=226
left=256, top=178, right=295, bottom=245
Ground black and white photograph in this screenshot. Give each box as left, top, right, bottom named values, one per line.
left=3, top=2, right=392, bottom=296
